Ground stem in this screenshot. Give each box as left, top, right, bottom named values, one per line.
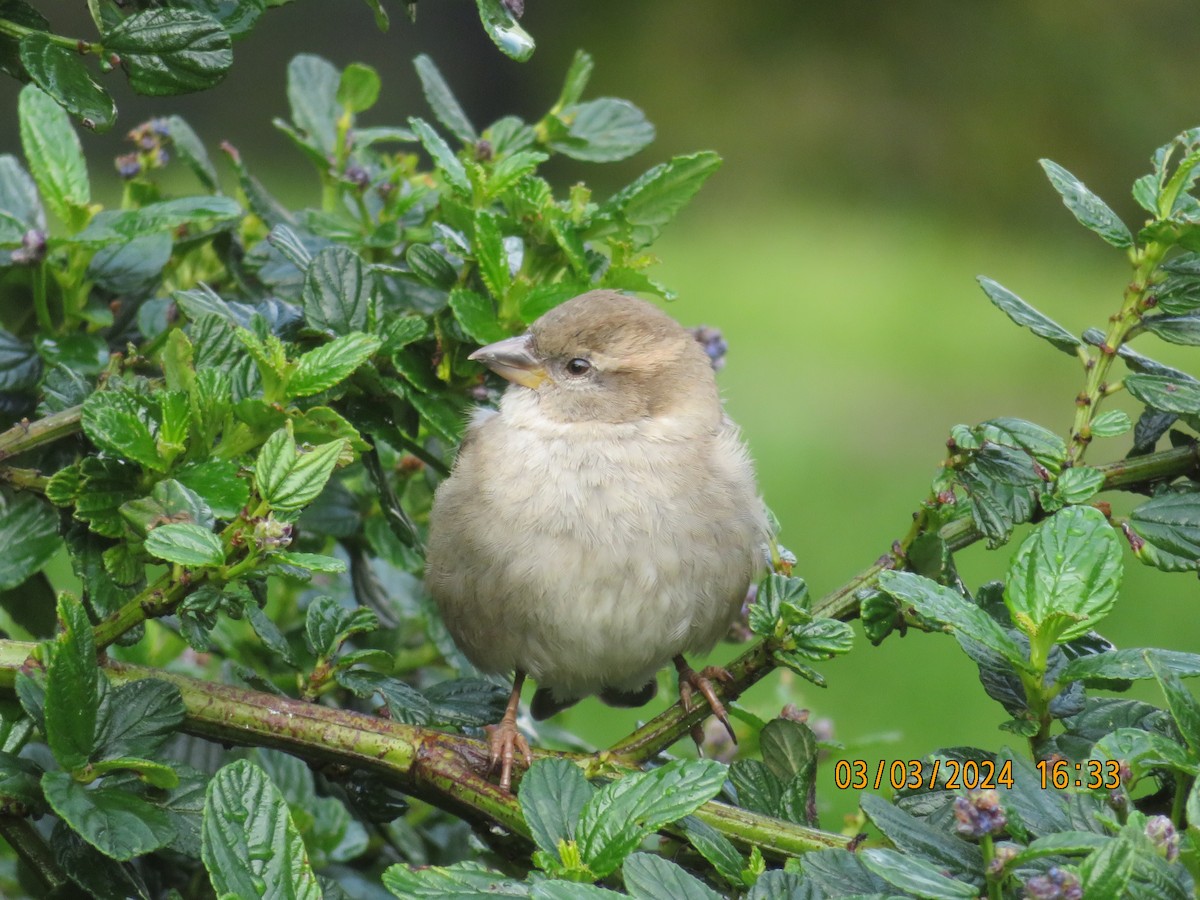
left=980, top=833, right=1003, bottom=900
left=0, top=815, right=69, bottom=892
left=0, top=19, right=93, bottom=53
left=31, top=263, right=52, bottom=333
left=92, top=572, right=187, bottom=649
left=0, top=405, right=82, bottom=463
left=0, top=467, right=48, bottom=492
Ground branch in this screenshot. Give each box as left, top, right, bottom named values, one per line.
left=0, top=641, right=855, bottom=861
left=0, top=405, right=82, bottom=463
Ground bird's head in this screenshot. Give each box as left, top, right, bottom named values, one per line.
left=469, top=290, right=718, bottom=424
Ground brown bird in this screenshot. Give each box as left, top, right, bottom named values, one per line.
left=426, top=290, right=767, bottom=790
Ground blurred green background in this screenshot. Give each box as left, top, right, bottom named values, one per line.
left=5, top=0, right=1200, bottom=828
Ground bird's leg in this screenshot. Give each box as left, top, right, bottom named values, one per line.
left=487, top=670, right=531, bottom=792
left=674, top=655, right=737, bottom=747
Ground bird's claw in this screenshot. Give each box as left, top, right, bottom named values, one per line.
left=486, top=718, right=531, bottom=792
left=675, top=659, right=737, bottom=746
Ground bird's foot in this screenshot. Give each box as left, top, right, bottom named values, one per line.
left=674, top=657, right=737, bottom=746
left=486, top=717, right=531, bottom=793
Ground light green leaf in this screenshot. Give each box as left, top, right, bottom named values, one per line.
left=1051, top=466, right=1105, bottom=505
left=289, top=332, right=381, bottom=398
left=202, top=760, right=321, bottom=900
left=304, top=596, right=377, bottom=658
left=1129, top=491, right=1200, bottom=571
left=1005, top=505, right=1122, bottom=643
left=597, top=152, right=722, bottom=248
left=144, top=522, right=225, bottom=567
left=474, top=0, right=535, bottom=62
left=518, top=758, right=595, bottom=857
left=1125, top=373, right=1200, bottom=415
left=409, top=117, right=469, bottom=194
left=450, top=288, right=508, bottom=344
left=859, top=848, right=978, bottom=899
left=414, top=54, right=476, bottom=142
left=473, top=209, right=510, bottom=299
left=550, top=98, right=655, bottom=163
left=337, top=61, right=380, bottom=114
left=1142, top=314, right=1200, bottom=346
left=286, top=53, right=339, bottom=155
left=1040, top=158, right=1133, bottom=248
left=74, top=196, right=242, bottom=245
left=1089, top=409, right=1132, bottom=438
left=622, top=853, right=723, bottom=900
left=255, top=426, right=347, bottom=514
left=18, top=85, right=91, bottom=229
left=43, top=771, right=176, bottom=861
left=553, top=49, right=593, bottom=111
left=81, top=391, right=162, bottom=471
left=45, top=594, right=98, bottom=771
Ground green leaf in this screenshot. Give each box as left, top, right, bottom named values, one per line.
left=304, top=596, right=377, bottom=657
left=518, top=758, right=595, bottom=857
left=977, top=276, right=1081, bottom=354
left=1090, top=409, right=1132, bottom=437
left=486, top=149, right=548, bottom=196
left=144, top=522, right=225, bottom=567
left=1061, top=647, right=1200, bottom=683
left=1040, top=158, right=1133, bottom=248
left=860, top=795, right=982, bottom=879
left=551, top=98, right=655, bottom=163
left=597, top=152, right=722, bottom=248
left=0, top=153, right=43, bottom=228
left=744, top=872, right=811, bottom=900
left=406, top=242, right=459, bottom=288
left=1148, top=652, right=1200, bottom=756
left=1142, top=314, right=1200, bottom=346
left=1051, top=465, right=1105, bottom=505
left=474, top=0, right=535, bottom=62
left=120, top=478, right=214, bottom=538
left=1129, top=491, right=1200, bottom=571
left=0, top=489, right=60, bottom=591
left=422, top=678, right=508, bottom=726
left=255, top=426, right=347, bottom=514
left=164, top=113, right=218, bottom=190
left=677, top=816, right=744, bottom=888
left=622, top=853, right=723, bottom=900
left=1079, top=833, right=1136, bottom=899
left=104, top=10, right=232, bottom=95
left=576, top=759, right=726, bottom=877
left=337, top=62, right=380, bottom=114
left=286, top=53, right=339, bottom=156
left=383, top=861, right=531, bottom=898
left=176, top=459, right=250, bottom=520
left=859, top=848, right=978, bottom=899
left=272, top=551, right=346, bottom=575
left=43, top=771, right=176, bottom=860
left=289, top=332, right=381, bottom=398
left=45, top=594, right=98, bottom=771
left=553, top=49, right=594, bottom=111
left=1004, top=505, right=1122, bottom=643
left=302, top=245, right=375, bottom=335
left=18, top=38, right=115, bottom=133
left=414, top=54, right=476, bottom=142
left=74, top=195, right=242, bottom=244
left=473, top=209, right=511, bottom=299
left=0, top=328, right=42, bottom=392
left=410, top=117, right=469, bottom=195
left=728, top=760, right=782, bottom=818
left=18, top=85, right=91, bottom=229
left=87, top=232, right=173, bottom=296
left=450, top=288, right=508, bottom=344
left=877, top=570, right=1031, bottom=672
left=94, top=679, right=185, bottom=760
left=202, top=760, right=321, bottom=900
left=81, top=391, right=162, bottom=468
left=1125, top=373, right=1200, bottom=415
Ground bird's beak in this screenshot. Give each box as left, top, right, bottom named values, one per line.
left=469, top=333, right=548, bottom=390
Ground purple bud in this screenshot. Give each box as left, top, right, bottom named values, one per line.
left=1144, top=815, right=1179, bottom=862
left=953, top=789, right=1007, bottom=839
left=116, top=152, right=141, bottom=179
left=689, top=325, right=729, bottom=371
left=10, top=229, right=47, bottom=266
left=987, top=843, right=1017, bottom=877
left=344, top=165, right=370, bottom=189
left=474, top=140, right=494, bottom=162
left=1023, top=866, right=1081, bottom=900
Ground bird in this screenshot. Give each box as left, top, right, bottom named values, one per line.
left=425, top=289, right=767, bottom=791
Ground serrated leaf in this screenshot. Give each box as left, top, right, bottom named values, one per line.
left=1125, top=373, right=1200, bottom=415
left=406, top=242, right=458, bottom=288
left=94, top=679, right=185, bottom=761
left=598, top=152, right=722, bottom=248
left=1129, top=491, right=1200, bottom=570
left=176, top=459, right=249, bottom=520
left=19, top=39, right=115, bottom=134
left=43, top=771, right=176, bottom=860
left=551, top=98, right=654, bottom=163
left=88, top=232, right=173, bottom=296
left=255, top=427, right=347, bottom=514
left=1090, top=409, right=1132, bottom=437
left=878, top=570, right=1030, bottom=672
left=1148, top=652, right=1200, bottom=756
left=0, top=489, right=60, bottom=591
left=474, top=0, right=535, bottom=62
left=1052, top=466, right=1105, bottom=505
left=473, top=209, right=510, bottom=298
left=18, top=85, right=92, bottom=229
left=860, top=848, right=978, bottom=899
left=422, top=678, right=508, bottom=727
left=576, top=759, right=726, bottom=877
left=977, top=276, right=1081, bottom=354
left=1080, top=833, right=1136, bottom=898
left=1005, top=506, right=1122, bottom=643
left=677, top=816, right=744, bottom=888
left=553, top=49, right=594, bottom=111
left=164, top=114, right=218, bottom=190
left=289, top=332, right=381, bottom=398
left=304, top=596, right=377, bottom=657
left=75, top=196, right=241, bottom=245
left=302, top=245, right=374, bottom=335
left=144, top=522, right=225, bottom=567
left=414, top=54, right=476, bottom=142
left=622, top=853, right=723, bottom=900
left=728, top=759, right=782, bottom=817
left=104, top=9, right=232, bottom=95
left=272, top=551, right=346, bottom=574
left=410, top=117, right=469, bottom=194
left=1142, top=314, right=1200, bottom=346
left=335, top=668, right=431, bottom=724
left=382, top=861, right=531, bottom=898
left=202, top=760, right=321, bottom=900
left=45, top=594, right=97, bottom=771
left=1062, top=647, right=1200, bottom=683
left=860, top=794, right=983, bottom=879
left=518, top=758, right=595, bottom=857
left=1040, top=158, right=1133, bottom=248
left=337, top=62, right=380, bottom=115
left=450, top=288, right=508, bottom=344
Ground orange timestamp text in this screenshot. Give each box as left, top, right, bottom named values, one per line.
left=833, top=758, right=1014, bottom=791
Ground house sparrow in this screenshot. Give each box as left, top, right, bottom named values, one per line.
left=426, top=290, right=767, bottom=790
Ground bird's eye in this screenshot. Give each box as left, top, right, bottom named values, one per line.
left=565, top=358, right=592, bottom=376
